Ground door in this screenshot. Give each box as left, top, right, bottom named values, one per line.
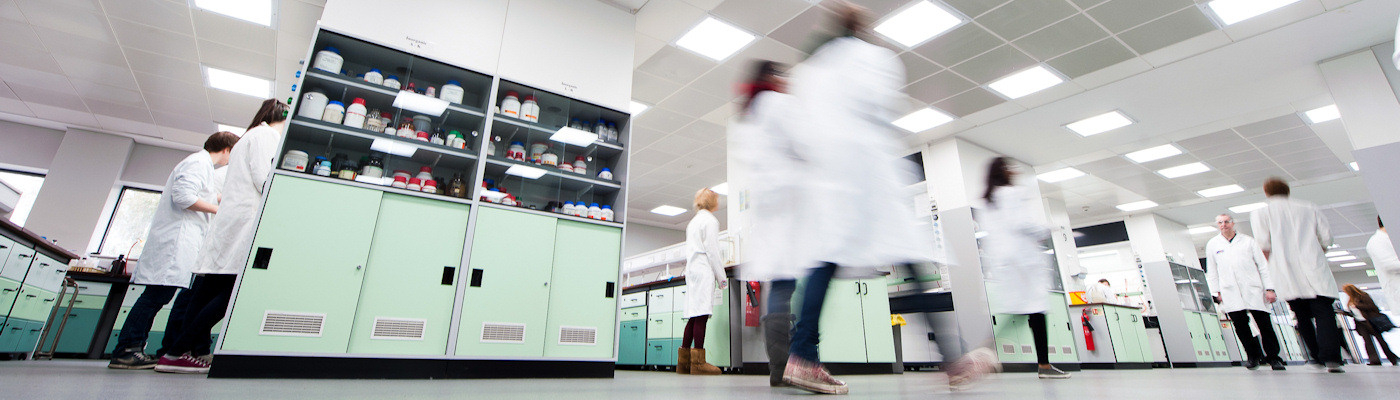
left=1183, top=311, right=1211, bottom=361
left=348, top=194, right=470, bottom=355
left=221, top=176, right=384, bottom=353
left=0, top=244, right=34, bottom=282
left=1044, top=293, right=1077, bottom=362
left=860, top=279, right=896, bottom=362
left=1202, top=315, right=1228, bottom=361
left=617, top=320, right=645, bottom=365
left=1107, top=308, right=1133, bottom=362
left=454, top=207, right=557, bottom=357
left=647, top=288, right=672, bottom=315
left=543, top=221, right=621, bottom=358
left=815, top=279, right=867, bottom=363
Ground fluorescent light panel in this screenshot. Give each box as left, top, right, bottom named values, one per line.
left=216, top=123, right=246, bottom=137
left=1116, top=200, right=1158, bottom=212
left=1125, top=144, right=1182, bottom=163
left=1325, top=251, right=1349, bottom=257
left=1328, top=255, right=1357, bottom=262
left=504, top=165, right=548, bottom=179
left=1349, top=162, right=1359, bottom=171
left=1208, top=0, right=1302, bottom=25
left=1340, top=262, right=1367, bottom=268
left=629, top=100, right=650, bottom=115
left=480, top=189, right=507, bottom=200
left=1189, top=226, right=1217, bottom=235
left=892, top=107, right=954, bottom=133
left=873, top=1, right=963, bottom=48
left=1037, top=168, right=1085, bottom=183
left=370, top=138, right=417, bottom=157
left=1304, top=104, right=1340, bottom=123
left=651, top=205, right=687, bottom=216
left=1066, top=111, right=1133, bottom=137
left=1157, top=162, right=1210, bottom=178
left=1079, top=250, right=1118, bottom=259
left=675, top=17, right=756, bottom=61
left=393, top=91, right=449, bottom=116
left=194, top=0, right=273, bottom=26
left=1229, top=202, right=1267, bottom=213
left=988, top=66, right=1064, bottom=99
left=550, top=126, right=599, bottom=147
left=711, top=182, right=729, bottom=196
left=205, top=66, right=270, bottom=98
left=1197, top=184, right=1243, bottom=198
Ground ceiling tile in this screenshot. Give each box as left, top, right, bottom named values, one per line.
left=673, top=119, right=726, bottom=143
left=276, top=32, right=314, bottom=66
left=631, top=147, right=683, bottom=168
left=152, top=109, right=214, bottom=133
left=634, top=34, right=667, bottom=68
left=680, top=0, right=724, bottom=11
left=818, top=0, right=908, bottom=16
left=632, top=71, right=685, bottom=105
left=124, top=47, right=204, bottom=84
left=1286, top=164, right=1348, bottom=180
left=102, top=0, right=194, bottom=36
left=949, top=45, right=1036, bottom=84
left=895, top=51, right=942, bottom=84
left=209, top=106, right=251, bottom=128
left=1247, top=126, right=1316, bottom=147
left=32, top=25, right=126, bottom=65
left=1012, top=14, right=1109, bottom=60
left=1070, top=0, right=1109, bottom=8
left=277, top=0, right=324, bottom=39
left=1176, top=129, right=1245, bottom=151
left=198, top=39, right=277, bottom=78
left=1203, top=149, right=1269, bottom=168
left=635, top=0, right=707, bottom=43
left=14, top=0, right=114, bottom=42
left=689, top=63, right=745, bottom=100
left=644, top=133, right=709, bottom=155
left=0, top=42, right=63, bottom=72
left=84, top=98, right=152, bottom=123
left=905, top=70, right=976, bottom=104
left=1084, top=0, right=1193, bottom=33
left=686, top=142, right=725, bottom=162
left=1270, top=149, right=1335, bottom=166
left=8, top=83, right=87, bottom=109
left=733, top=37, right=808, bottom=67
left=636, top=46, right=716, bottom=85
left=1117, top=8, right=1217, bottom=55
left=1235, top=114, right=1305, bottom=137
left=205, top=89, right=264, bottom=116
left=134, top=71, right=206, bottom=102
left=158, top=127, right=211, bottom=146
left=1258, top=137, right=1327, bottom=157
left=933, top=87, right=1005, bottom=117
left=700, top=99, right=740, bottom=126
left=192, top=9, right=278, bottom=55
left=768, top=5, right=836, bottom=53
left=29, top=103, right=98, bottom=126
left=712, top=0, right=810, bottom=36
left=630, top=126, right=669, bottom=150
left=110, top=18, right=199, bottom=61
left=0, top=65, right=75, bottom=94
left=944, top=0, right=1012, bottom=18
left=95, top=115, right=160, bottom=135
left=656, top=88, right=728, bottom=118
left=71, top=79, right=144, bottom=107
left=974, top=0, right=1077, bottom=41
left=0, top=17, right=43, bottom=49
left=634, top=107, right=693, bottom=133
left=912, top=23, right=1002, bottom=67
left=52, top=55, right=137, bottom=90
left=145, top=92, right=212, bottom=119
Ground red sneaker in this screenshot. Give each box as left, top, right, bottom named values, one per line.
left=153, top=353, right=211, bottom=374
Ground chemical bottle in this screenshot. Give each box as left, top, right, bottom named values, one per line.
left=342, top=98, right=368, bottom=129
left=601, top=205, right=614, bottom=222
left=588, top=203, right=602, bottom=219
left=501, top=91, right=521, bottom=118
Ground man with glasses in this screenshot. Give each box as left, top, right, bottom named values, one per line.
left=1206, top=213, right=1285, bottom=371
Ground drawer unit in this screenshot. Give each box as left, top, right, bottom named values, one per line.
left=0, top=236, right=14, bottom=271
left=646, top=312, right=674, bottom=339
left=647, top=288, right=673, bottom=315
left=620, top=306, right=646, bottom=322
left=0, top=278, right=19, bottom=313
left=25, top=253, right=67, bottom=292
left=617, top=320, right=646, bottom=365
left=70, top=281, right=112, bottom=298
left=672, top=287, right=687, bottom=313
left=42, top=308, right=101, bottom=354
left=0, top=245, right=35, bottom=282
left=619, top=292, right=646, bottom=308
left=645, top=339, right=676, bottom=366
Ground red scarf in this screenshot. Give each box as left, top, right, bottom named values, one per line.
left=739, top=81, right=781, bottom=114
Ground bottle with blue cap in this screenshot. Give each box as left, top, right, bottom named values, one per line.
left=364, top=68, right=384, bottom=85
left=322, top=100, right=346, bottom=124
left=441, top=80, right=465, bottom=104
left=313, top=47, right=342, bottom=73
left=601, top=205, right=614, bottom=222
left=562, top=201, right=576, bottom=216
left=587, top=203, right=602, bottom=219
left=598, top=167, right=613, bottom=180
left=383, top=75, right=401, bottom=90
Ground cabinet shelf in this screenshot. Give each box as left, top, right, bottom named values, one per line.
left=490, top=114, right=625, bottom=159
left=304, top=70, right=489, bottom=118
left=476, top=202, right=622, bottom=228
left=290, top=117, right=480, bottom=161
left=272, top=170, right=475, bottom=206
left=483, top=156, right=621, bottom=191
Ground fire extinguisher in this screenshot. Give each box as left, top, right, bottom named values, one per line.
left=743, top=281, right=762, bottom=327
left=1081, top=309, right=1096, bottom=351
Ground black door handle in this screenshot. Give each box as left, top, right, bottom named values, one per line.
left=252, top=247, right=273, bottom=269
left=469, top=269, right=483, bottom=287
left=856, top=281, right=861, bottom=294
left=18, top=254, right=30, bottom=258
left=605, top=282, right=615, bottom=298
left=441, top=266, right=455, bottom=285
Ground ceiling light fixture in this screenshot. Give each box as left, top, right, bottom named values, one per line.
left=1304, top=104, right=1340, bottom=124
left=504, top=165, right=548, bottom=179
left=1340, top=262, right=1367, bottom=268
left=1079, top=250, right=1118, bottom=259
left=1116, top=200, right=1158, bottom=212
left=1157, top=162, right=1210, bottom=179
left=205, top=66, right=271, bottom=98
left=1125, top=144, right=1183, bottom=163
left=1328, top=255, right=1357, bottom=262
left=216, top=123, right=246, bottom=137
left=1228, top=202, right=1267, bottom=214
left=1189, top=226, right=1217, bottom=235
left=1207, top=0, right=1302, bottom=26
left=988, top=66, right=1064, bottom=99
left=1349, top=162, right=1359, bottom=171
left=629, top=100, right=650, bottom=115
left=892, top=107, right=954, bottom=133
left=194, top=0, right=274, bottom=27
left=1037, top=168, right=1086, bottom=183
left=651, top=205, right=688, bottom=216
left=1065, top=111, right=1133, bottom=137
left=1325, top=250, right=1350, bottom=257
left=711, top=182, right=729, bottom=196
left=393, top=91, right=450, bottom=116
left=549, top=126, right=599, bottom=147
left=675, top=17, right=757, bottom=61
left=872, top=0, right=964, bottom=48
left=1197, top=184, right=1244, bottom=198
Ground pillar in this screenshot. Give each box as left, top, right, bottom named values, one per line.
left=24, top=129, right=134, bottom=253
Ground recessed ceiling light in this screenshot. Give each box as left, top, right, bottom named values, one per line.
left=1304, top=104, right=1340, bottom=124
left=1340, top=262, right=1367, bottom=268
left=550, top=126, right=599, bottom=147
left=1207, top=0, right=1302, bottom=26
left=1325, top=250, right=1350, bottom=257
left=1229, top=202, right=1267, bottom=214
left=1037, top=168, right=1085, bottom=183
left=504, top=165, right=548, bottom=179
left=1065, top=111, right=1133, bottom=137
left=711, top=182, right=729, bottom=196
left=393, top=91, right=450, bottom=116
left=1125, top=144, right=1183, bottom=163
left=216, top=123, right=246, bottom=137
left=1189, top=226, right=1218, bottom=235
left=872, top=1, right=964, bottom=48
left=675, top=17, right=756, bottom=61
left=892, top=107, right=954, bottom=133
left=1197, top=184, right=1244, bottom=198
left=1349, top=162, right=1359, bottom=171
left=1157, top=162, right=1210, bottom=179
left=651, top=205, right=687, bottom=216
left=1079, top=250, right=1118, bottom=259
left=194, top=0, right=274, bottom=27
left=630, top=100, right=650, bottom=115
left=988, top=66, right=1064, bottom=99
left=1328, top=255, right=1357, bottom=262
left=205, top=66, right=270, bottom=98
left=1116, top=200, right=1158, bottom=212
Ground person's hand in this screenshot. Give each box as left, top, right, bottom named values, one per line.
left=1265, top=290, right=1277, bottom=304
left=1213, top=294, right=1222, bottom=304
left=718, top=280, right=728, bottom=290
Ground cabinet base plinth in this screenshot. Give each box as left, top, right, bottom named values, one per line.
left=1079, top=362, right=1152, bottom=370
left=209, top=356, right=615, bottom=379
left=1168, top=361, right=1234, bottom=368
left=738, top=362, right=899, bottom=375
left=998, top=363, right=1083, bottom=373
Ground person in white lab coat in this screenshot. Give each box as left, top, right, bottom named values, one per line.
left=1366, top=217, right=1400, bottom=312
left=679, top=188, right=726, bottom=376
left=1205, top=213, right=1285, bottom=371
left=1249, top=178, right=1343, bottom=372
left=155, top=99, right=288, bottom=374
left=108, top=132, right=239, bottom=369
left=979, top=157, right=1070, bottom=379
left=1086, top=279, right=1116, bottom=304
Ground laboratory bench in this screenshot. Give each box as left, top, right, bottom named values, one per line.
left=1070, top=303, right=1155, bottom=369
left=0, top=218, right=77, bottom=360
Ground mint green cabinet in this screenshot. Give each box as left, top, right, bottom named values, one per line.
left=796, top=278, right=894, bottom=363
left=1202, top=314, right=1228, bottom=361
left=222, top=176, right=384, bottom=354
left=0, top=278, right=18, bottom=318
left=455, top=207, right=557, bottom=357
left=617, top=321, right=646, bottom=365
left=543, top=221, right=621, bottom=359
left=42, top=309, right=100, bottom=353
left=992, top=313, right=1033, bottom=363
left=1184, top=311, right=1211, bottom=361
left=1044, top=293, right=1076, bottom=363
left=620, top=306, right=645, bottom=322
left=646, top=311, right=673, bottom=340
left=348, top=194, right=470, bottom=355
left=0, top=244, right=34, bottom=282
left=678, top=285, right=733, bottom=367
left=646, top=339, right=674, bottom=365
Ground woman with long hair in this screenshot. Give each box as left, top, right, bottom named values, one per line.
left=1342, top=284, right=1399, bottom=365
left=678, top=188, right=726, bottom=375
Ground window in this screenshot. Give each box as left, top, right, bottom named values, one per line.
left=98, top=187, right=162, bottom=259
left=0, top=170, right=45, bottom=226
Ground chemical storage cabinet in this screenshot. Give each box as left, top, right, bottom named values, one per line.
left=455, top=207, right=558, bottom=357
left=543, top=221, right=622, bottom=358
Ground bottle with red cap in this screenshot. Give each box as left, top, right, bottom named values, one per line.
left=406, top=178, right=422, bottom=191
left=501, top=91, right=521, bottom=118
left=415, top=166, right=433, bottom=183
left=521, top=95, right=540, bottom=122
left=343, top=98, right=368, bottom=129
left=391, top=175, right=408, bottom=189
left=415, top=131, right=430, bottom=142
left=421, top=179, right=437, bottom=193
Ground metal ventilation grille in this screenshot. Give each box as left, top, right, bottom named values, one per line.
left=259, top=311, right=325, bottom=337
left=1021, top=345, right=1033, bottom=354
left=371, top=318, right=427, bottom=340
left=1062, top=346, right=1073, bottom=355
left=558, top=326, right=597, bottom=346
left=481, top=322, right=526, bottom=343
left=1001, top=344, right=1015, bottom=354
left=1048, top=346, right=1057, bottom=354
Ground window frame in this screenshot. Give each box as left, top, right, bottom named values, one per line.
left=0, top=168, right=47, bottom=226
left=96, top=186, right=163, bottom=259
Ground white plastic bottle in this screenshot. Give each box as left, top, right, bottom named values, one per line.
left=598, top=168, right=613, bottom=180
left=440, top=80, right=465, bottom=104
left=364, top=69, right=384, bottom=85
left=383, top=75, right=402, bottom=90
left=500, top=91, right=521, bottom=118
left=574, top=203, right=587, bottom=217
left=521, top=95, right=540, bottom=122
left=312, top=47, right=343, bottom=73
left=343, top=98, right=367, bottom=129
left=587, top=203, right=602, bottom=219
left=322, top=101, right=345, bottom=124
left=562, top=202, right=575, bottom=216
left=601, top=205, right=614, bottom=222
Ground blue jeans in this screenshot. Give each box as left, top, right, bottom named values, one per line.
left=768, top=280, right=796, bottom=315
left=114, top=286, right=195, bottom=357
left=789, top=263, right=838, bottom=363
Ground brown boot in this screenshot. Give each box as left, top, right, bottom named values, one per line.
left=676, top=347, right=691, bottom=374
left=690, top=348, right=722, bottom=375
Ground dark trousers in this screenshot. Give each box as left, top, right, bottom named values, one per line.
left=1356, top=319, right=1399, bottom=364
left=1227, top=310, right=1282, bottom=363
left=1028, top=312, right=1049, bottom=365
left=790, top=263, right=838, bottom=362
left=1287, top=296, right=1342, bottom=364
left=768, top=280, right=796, bottom=315
left=167, top=274, right=236, bottom=357
left=113, top=286, right=196, bottom=357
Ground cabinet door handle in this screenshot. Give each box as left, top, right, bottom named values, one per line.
left=25, top=294, right=36, bottom=298
left=44, top=298, right=55, bottom=302
left=1, top=288, right=13, bottom=292
left=441, top=266, right=455, bottom=285
left=469, top=269, right=483, bottom=287
left=252, top=247, right=273, bottom=269
left=605, top=282, right=615, bottom=298
left=18, top=254, right=30, bottom=258
left=856, top=281, right=862, bottom=294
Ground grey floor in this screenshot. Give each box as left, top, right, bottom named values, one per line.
left=0, top=360, right=1396, bottom=398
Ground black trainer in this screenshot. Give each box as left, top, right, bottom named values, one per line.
left=1244, top=359, right=1260, bottom=370
left=1268, top=359, right=1286, bottom=371
left=108, top=351, right=158, bottom=370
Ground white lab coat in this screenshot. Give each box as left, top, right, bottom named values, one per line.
left=789, top=36, right=933, bottom=273
left=732, top=91, right=809, bottom=282
left=1086, top=282, right=1115, bottom=304
left=1249, top=195, right=1334, bottom=301
left=193, top=123, right=281, bottom=276
left=684, top=210, right=726, bottom=318
left=980, top=185, right=1052, bottom=315
left=1366, top=231, right=1400, bottom=311
left=131, top=151, right=218, bottom=288
left=1205, top=233, right=1275, bottom=313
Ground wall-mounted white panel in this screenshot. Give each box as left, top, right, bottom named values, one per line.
left=320, top=0, right=508, bottom=75
left=121, top=144, right=191, bottom=187
left=496, top=0, right=635, bottom=111
left=0, top=120, right=64, bottom=171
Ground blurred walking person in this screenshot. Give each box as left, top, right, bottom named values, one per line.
left=1341, top=284, right=1398, bottom=365
left=1249, top=178, right=1342, bottom=372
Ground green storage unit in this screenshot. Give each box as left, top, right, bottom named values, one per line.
left=617, top=320, right=646, bottom=365
left=543, top=221, right=621, bottom=359
left=676, top=285, right=732, bottom=367
left=620, top=306, right=645, bottom=322
left=0, top=278, right=18, bottom=317
left=645, top=338, right=674, bottom=365
left=348, top=194, right=470, bottom=356
left=0, top=319, right=22, bottom=351
left=1202, top=315, right=1229, bottom=361
left=222, top=176, right=384, bottom=354
left=455, top=207, right=557, bottom=357
left=798, top=278, right=895, bottom=363
left=647, top=312, right=674, bottom=340
left=0, top=243, right=34, bottom=282
left=1044, top=293, right=1077, bottom=363
left=41, top=309, right=101, bottom=354
left=1184, top=311, right=1212, bottom=361
left=992, top=313, right=1033, bottom=363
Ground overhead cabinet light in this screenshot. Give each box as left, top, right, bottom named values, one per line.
left=370, top=138, right=417, bottom=157
left=1340, top=262, right=1367, bottom=268
left=629, top=100, right=650, bottom=115
left=1207, top=0, right=1302, bottom=26
left=893, top=107, right=954, bottom=133
left=205, top=66, right=270, bottom=98
left=1228, top=202, right=1267, bottom=214
left=1125, top=144, right=1182, bottom=163
left=195, top=0, right=274, bottom=27
left=1079, top=250, right=1118, bottom=259
left=1157, top=162, right=1209, bottom=179
left=1197, top=184, right=1243, bottom=198
left=1304, top=104, right=1340, bottom=124
left=1116, top=200, right=1158, bottom=212
left=988, top=66, right=1064, bottom=99
left=676, top=17, right=756, bottom=61
left=873, top=0, right=964, bottom=48
left=550, top=126, right=599, bottom=147
left=216, top=123, right=246, bottom=137
left=711, top=182, right=729, bottom=196
left=1037, top=168, right=1085, bottom=183
left=1325, top=250, right=1350, bottom=257
left=393, top=91, right=450, bottom=117
left=1189, top=226, right=1218, bottom=235
left=1349, top=162, right=1359, bottom=171
left=1065, top=111, right=1133, bottom=137
left=505, top=165, right=548, bottom=179
left=651, top=205, right=687, bottom=216
left=1328, top=255, right=1357, bottom=262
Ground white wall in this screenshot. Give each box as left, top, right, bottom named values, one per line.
left=121, top=144, right=193, bottom=187
left=623, top=223, right=685, bottom=258
left=24, top=129, right=134, bottom=253
left=0, top=120, right=63, bottom=171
